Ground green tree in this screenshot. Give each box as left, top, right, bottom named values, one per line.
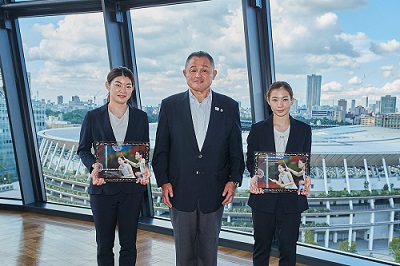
left=389, top=237, right=400, bottom=263
left=303, top=230, right=319, bottom=246
left=0, top=161, right=6, bottom=184
left=338, top=240, right=357, bottom=253
left=46, top=109, right=61, bottom=117
left=63, top=109, right=88, bottom=124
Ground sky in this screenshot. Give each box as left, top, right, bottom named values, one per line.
left=18, top=0, right=400, bottom=110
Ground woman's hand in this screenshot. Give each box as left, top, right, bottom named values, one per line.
left=250, top=175, right=264, bottom=194
left=136, top=167, right=151, bottom=185
left=91, top=163, right=106, bottom=186
left=298, top=176, right=311, bottom=196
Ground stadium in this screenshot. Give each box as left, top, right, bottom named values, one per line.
left=37, top=124, right=400, bottom=259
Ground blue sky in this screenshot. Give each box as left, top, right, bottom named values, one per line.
left=337, top=0, right=399, bottom=40
left=18, top=0, right=400, bottom=110
left=271, top=0, right=400, bottom=109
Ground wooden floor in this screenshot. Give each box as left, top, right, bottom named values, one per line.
left=0, top=209, right=299, bottom=266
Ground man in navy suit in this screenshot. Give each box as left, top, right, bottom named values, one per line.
left=152, top=51, right=245, bottom=266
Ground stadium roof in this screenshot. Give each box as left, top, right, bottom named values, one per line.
left=311, top=125, right=400, bottom=166
left=38, top=125, right=400, bottom=167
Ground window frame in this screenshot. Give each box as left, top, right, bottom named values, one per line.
left=1, top=1, right=394, bottom=265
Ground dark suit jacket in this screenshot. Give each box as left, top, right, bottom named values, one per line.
left=152, top=90, right=245, bottom=213
left=77, top=103, right=149, bottom=195
left=246, top=115, right=311, bottom=214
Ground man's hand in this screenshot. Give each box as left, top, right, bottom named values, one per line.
left=161, top=183, right=174, bottom=208
left=91, top=163, right=106, bottom=186
left=222, top=182, right=237, bottom=205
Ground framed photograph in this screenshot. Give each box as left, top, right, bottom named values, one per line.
left=254, top=152, right=310, bottom=193
left=95, top=141, right=150, bottom=182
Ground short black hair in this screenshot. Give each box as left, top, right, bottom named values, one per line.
left=185, top=51, right=215, bottom=69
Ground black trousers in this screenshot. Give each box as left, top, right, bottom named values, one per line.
left=170, top=206, right=224, bottom=266
left=252, top=202, right=301, bottom=266
left=90, top=192, right=143, bottom=266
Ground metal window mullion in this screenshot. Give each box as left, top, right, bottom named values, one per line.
left=0, top=18, right=45, bottom=204
left=242, top=0, right=274, bottom=123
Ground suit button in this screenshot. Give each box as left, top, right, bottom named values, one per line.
left=198, top=154, right=203, bottom=158
left=196, top=171, right=199, bottom=174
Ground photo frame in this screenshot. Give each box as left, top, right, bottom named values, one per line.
left=95, top=141, right=150, bottom=182
left=254, top=152, right=310, bottom=193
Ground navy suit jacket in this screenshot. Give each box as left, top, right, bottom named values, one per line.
left=77, top=103, right=149, bottom=195
left=246, top=115, right=311, bottom=214
left=152, top=90, right=245, bottom=213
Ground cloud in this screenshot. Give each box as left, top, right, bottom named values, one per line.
left=22, top=1, right=251, bottom=106
left=320, top=81, right=343, bottom=103
left=23, top=13, right=110, bottom=103
left=19, top=0, right=400, bottom=110
left=129, top=2, right=250, bottom=105
left=271, top=0, right=363, bottom=76
left=381, top=79, right=400, bottom=95
left=28, top=15, right=107, bottom=63
left=348, top=76, right=362, bottom=85
left=380, top=65, right=394, bottom=78
left=318, top=80, right=400, bottom=107
left=270, top=0, right=399, bottom=109
left=322, top=81, right=343, bottom=92
left=370, top=39, right=400, bottom=55
left=316, top=12, right=338, bottom=29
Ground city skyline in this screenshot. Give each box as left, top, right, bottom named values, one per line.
left=44, top=91, right=397, bottom=114
left=17, top=0, right=400, bottom=110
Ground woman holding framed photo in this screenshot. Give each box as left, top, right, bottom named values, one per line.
left=246, top=81, right=312, bottom=266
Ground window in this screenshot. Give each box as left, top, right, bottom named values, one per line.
left=2, top=0, right=398, bottom=264
left=270, top=0, right=400, bottom=261
left=19, top=13, right=109, bottom=207
left=130, top=0, right=252, bottom=230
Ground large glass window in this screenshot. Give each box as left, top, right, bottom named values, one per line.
left=0, top=69, right=21, bottom=200
left=19, top=13, right=109, bottom=207
left=270, top=0, right=400, bottom=262
left=130, top=0, right=252, bottom=230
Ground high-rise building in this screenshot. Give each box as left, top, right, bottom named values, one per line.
left=363, top=96, right=369, bottom=108
left=376, top=113, right=400, bottom=129
left=338, top=99, right=347, bottom=112
left=290, top=98, right=299, bottom=114
left=306, top=74, right=321, bottom=111
left=57, top=95, right=63, bottom=105
left=354, top=105, right=367, bottom=116
left=0, top=71, right=18, bottom=183
left=375, top=101, right=381, bottom=114
left=380, top=95, right=396, bottom=114
left=32, top=100, right=46, bottom=132
left=351, top=99, right=356, bottom=113
left=71, top=95, right=80, bottom=103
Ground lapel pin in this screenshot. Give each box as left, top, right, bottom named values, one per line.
left=215, top=107, right=220, bottom=111
left=220, top=109, right=223, bottom=112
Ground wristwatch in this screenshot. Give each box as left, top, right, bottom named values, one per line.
left=230, top=181, right=240, bottom=187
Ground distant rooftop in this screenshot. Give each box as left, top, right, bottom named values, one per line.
left=311, top=125, right=400, bottom=166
